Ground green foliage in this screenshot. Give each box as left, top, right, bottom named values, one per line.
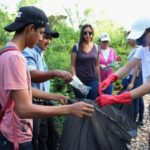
left=0, top=2, right=134, bottom=134
left=95, top=19, right=131, bottom=65
left=0, top=0, right=42, bottom=47
left=44, top=18, right=131, bottom=94
left=48, top=15, right=67, bottom=28
left=0, top=7, right=13, bottom=47
left=44, top=19, right=79, bottom=96
left=0, top=2, right=131, bottom=93
left=94, top=19, right=131, bottom=90
left=45, top=20, right=79, bottom=67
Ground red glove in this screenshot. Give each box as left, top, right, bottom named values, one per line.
left=96, top=92, right=132, bottom=107
left=99, top=73, right=118, bottom=93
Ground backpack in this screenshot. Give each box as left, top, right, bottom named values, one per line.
left=0, top=46, right=17, bottom=122
left=0, top=46, right=19, bottom=150
left=75, top=43, right=99, bottom=53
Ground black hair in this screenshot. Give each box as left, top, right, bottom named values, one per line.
left=15, top=23, right=45, bottom=34
left=136, top=28, right=150, bottom=46
left=15, top=23, right=29, bottom=34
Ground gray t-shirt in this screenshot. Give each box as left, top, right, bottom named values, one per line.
left=72, top=43, right=99, bottom=83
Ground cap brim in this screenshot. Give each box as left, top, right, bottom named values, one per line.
left=127, top=30, right=145, bottom=40
left=4, top=21, right=26, bottom=32
left=100, top=38, right=110, bottom=42
left=49, top=32, right=59, bottom=38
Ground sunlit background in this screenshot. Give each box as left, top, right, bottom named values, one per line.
left=0, top=0, right=150, bottom=30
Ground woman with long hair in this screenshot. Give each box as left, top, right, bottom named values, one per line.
left=71, top=24, right=100, bottom=100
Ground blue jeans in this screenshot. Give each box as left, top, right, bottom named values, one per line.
left=103, top=83, right=113, bottom=95
left=0, top=131, right=33, bottom=150
left=132, top=70, right=144, bottom=122
left=73, top=79, right=99, bottom=100
left=133, top=97, right=144, bottom=122
left=123, top=70, right=144, bottom=122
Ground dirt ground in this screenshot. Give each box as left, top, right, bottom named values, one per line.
left=131, top=94, right=150, bottom=150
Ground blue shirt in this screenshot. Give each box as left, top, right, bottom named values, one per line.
left=23, top=45, right=50, bottom=92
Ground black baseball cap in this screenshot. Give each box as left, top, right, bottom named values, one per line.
left=4, top=6, right=48, bottom=32
left=44, top=24, right=59, bottom=38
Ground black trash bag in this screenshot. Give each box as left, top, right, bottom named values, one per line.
left=47, top=117, right=59, bottom=150
left=59, top=100, right=137, bottom=150
left=32, top=98, right=59, bottom=150
left=113, top=88, right=135, bottom=121
left=99, top=105, right=137, bottom=140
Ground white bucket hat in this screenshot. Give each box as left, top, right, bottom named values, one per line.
left=127, top=17, right=150, bottom=40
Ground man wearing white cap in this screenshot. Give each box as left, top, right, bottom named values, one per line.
left=96, top=17, right=150, bottom=107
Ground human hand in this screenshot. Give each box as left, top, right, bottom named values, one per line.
left=55, top=70, right=72, bottom=82
left=100, top=74, right=118, bottom=92
left=96, top=92, right=132, bottom=107
left=69, top=101, right=95, bottom=117
left=117, top=55, right=122, bottom=61
left=54, top=94, right=69, bottom=104
left=127, top=83, right=134, bottom=91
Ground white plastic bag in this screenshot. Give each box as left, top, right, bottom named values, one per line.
left=69, top=75, right=91, bottom=96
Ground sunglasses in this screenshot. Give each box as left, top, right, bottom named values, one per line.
left=83, top=31, right=93, bottom=36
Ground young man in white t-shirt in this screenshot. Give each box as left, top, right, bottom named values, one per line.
left=134, top=46, right=150, bottom=84
left=96, top=17, right=150, bottom=107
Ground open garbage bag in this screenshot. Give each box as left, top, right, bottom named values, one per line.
left=59, top=100, right=137, bottom=150
left=114, top=88, right=135, bottom=121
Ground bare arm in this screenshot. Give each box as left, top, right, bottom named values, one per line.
left=127, top=63, right=140, bottom=90
left=32, top=87, right=69, bottom=103
left=115, top=58, right=141, bottom=78
left=30, top=70, right=72, bottom=83
left=12, top=90, right=95, bottom=119
left=96, top=54, right=101, bottom=82
left=12, top=89, right=70, bottom=118
left=71, top=52, right=77, bottom=76
left=130, top=81, right=150, bottom=99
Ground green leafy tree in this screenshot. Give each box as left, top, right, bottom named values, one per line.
left=95, top=19, right=130, bottom=64
left=44, top=18, right=79, bottom=95
left=0, top=7, right=13, bottom=47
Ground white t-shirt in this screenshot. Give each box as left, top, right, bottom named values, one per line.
left=134, top=46, right=150, bottom=83
left=101, top=48, right=110, bottom=61
left=127, top=47, right=139, bottom=75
